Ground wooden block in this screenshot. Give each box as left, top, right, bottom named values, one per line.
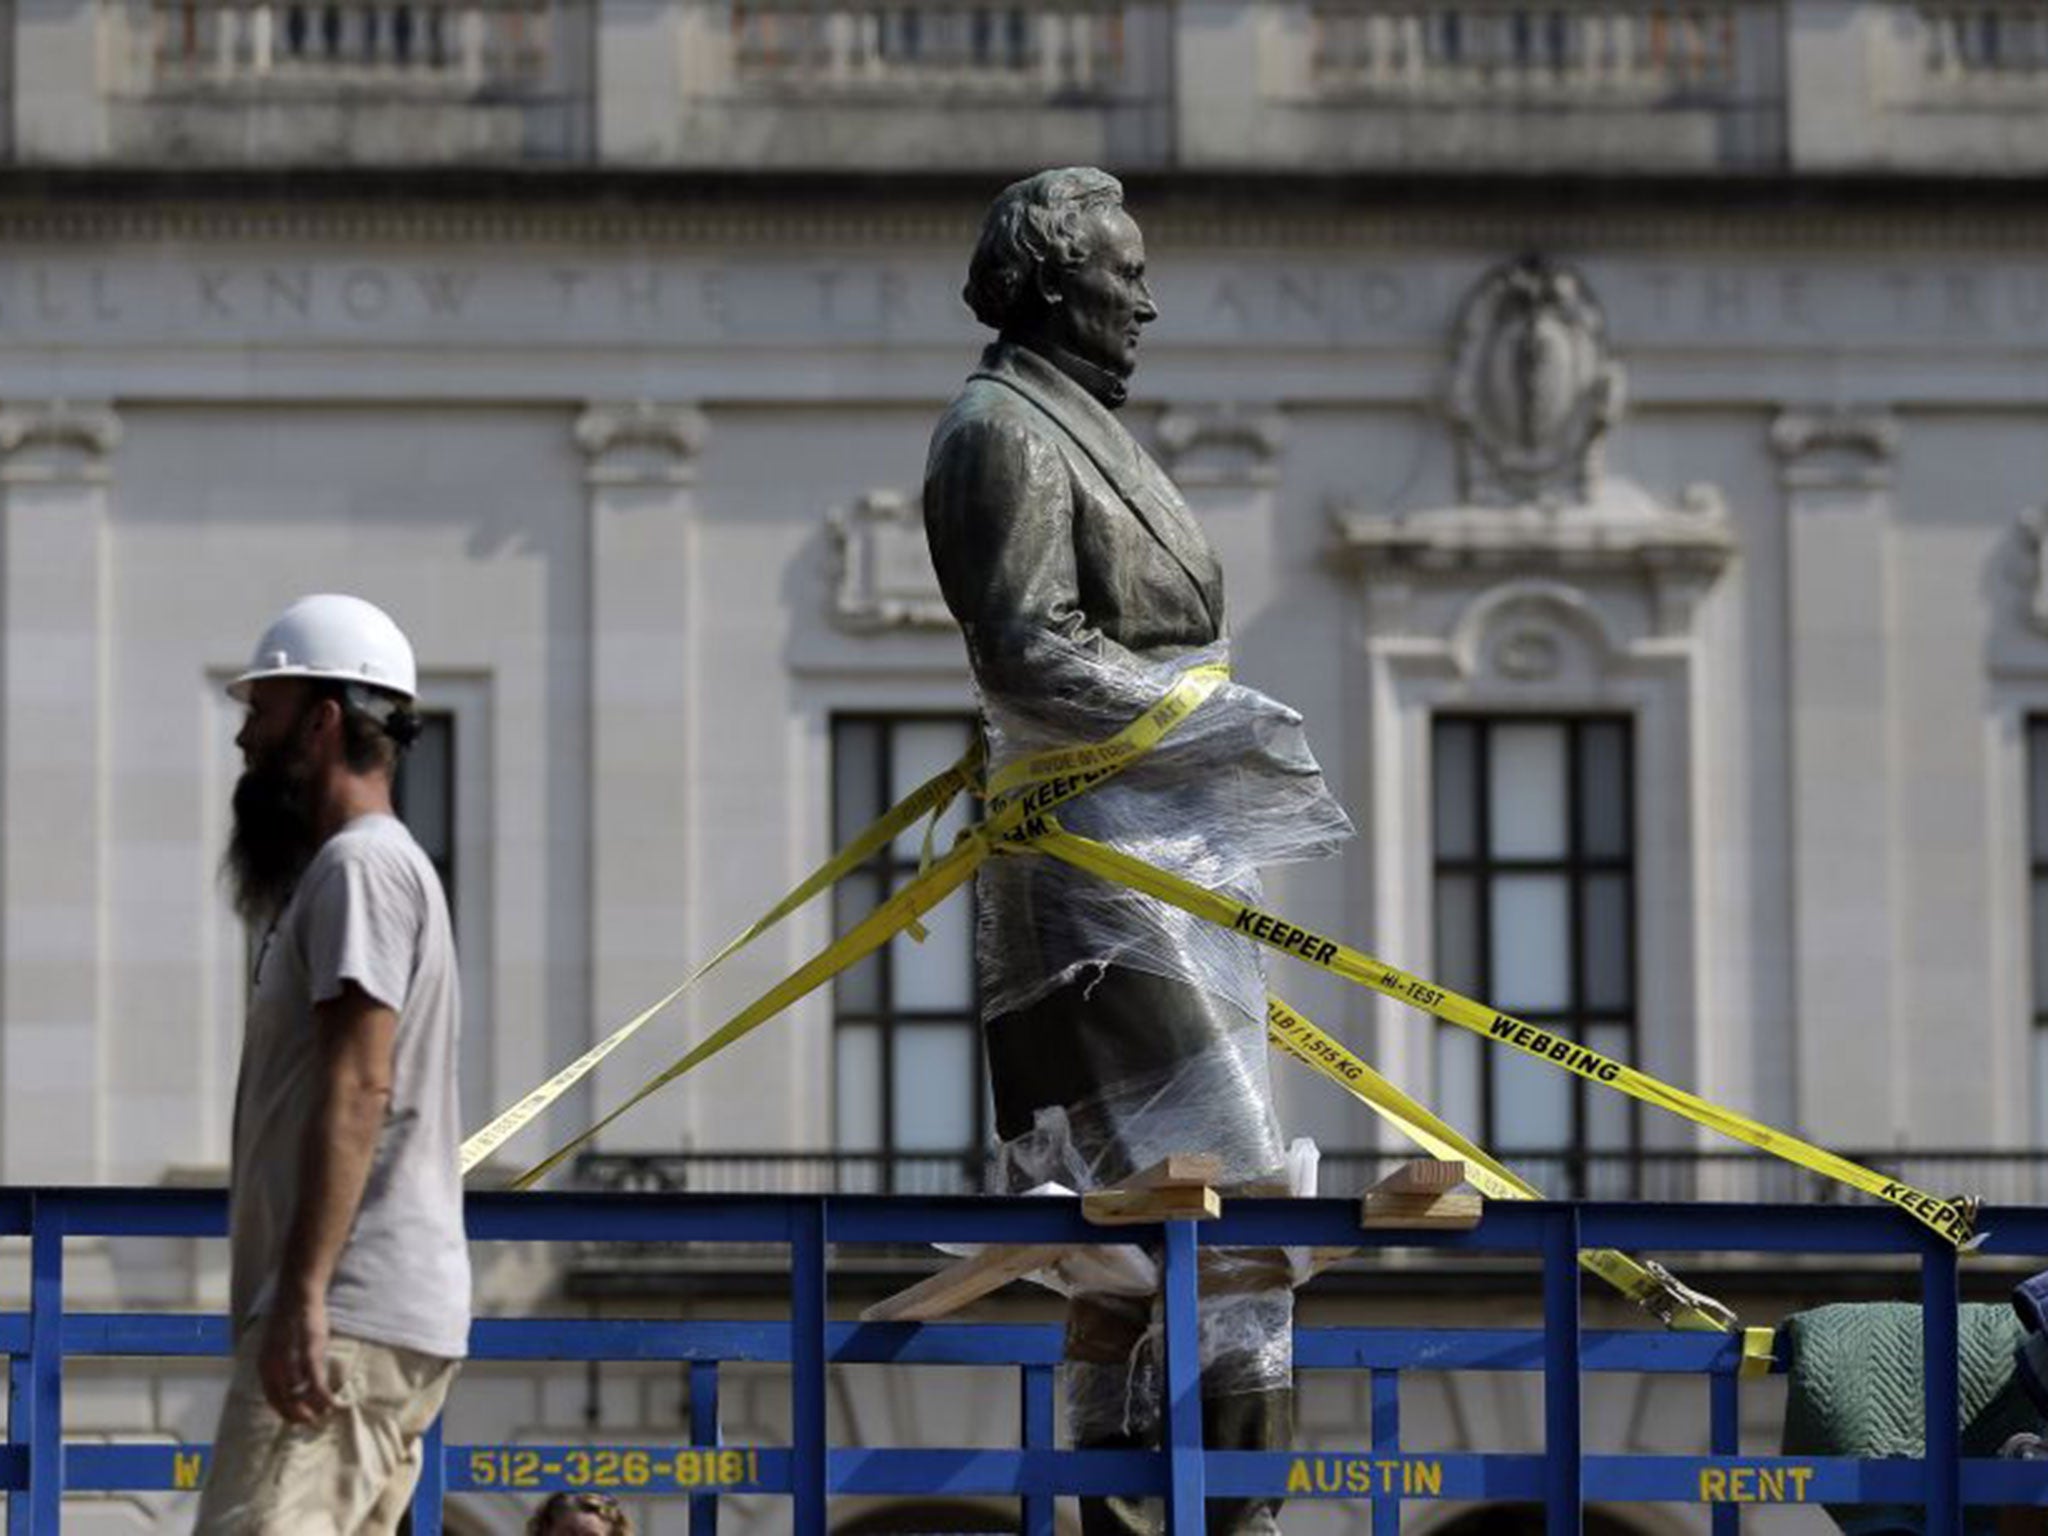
left=1082, top=1183, right=1222, bottom=1226
left=1122, top=1153, right=1223, bottom=1190
left=1304, top=1245, right=1359, bottom=1276
left=1360, top=1192, right=1484, bottom=1230
left=1368, top=1159, right=1466, bottom=1196
left=859, top=1243, right=1072, bottom=1322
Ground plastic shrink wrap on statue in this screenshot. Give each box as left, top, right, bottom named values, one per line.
left=974, top=634, right=1352, bottom=1418
left=981, top=633, right=1351, bottom=1188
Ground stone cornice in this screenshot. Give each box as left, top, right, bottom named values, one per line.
left=0, top=171, right=2046, bottom=247
left=1332, top=484, right=1735, bottom=577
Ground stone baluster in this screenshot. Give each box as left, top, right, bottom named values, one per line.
left=870, top=5, right=893, bottom=85
left=1596, top=7, right=1620, bottom=80
left=932, top=4, right=954, bottom=87
left=824, top=7, right=852, bottom=85
left=250, top=0, right=273, bottom=70
left=2009, top=5, right=2038, bottom=73
left=1565, top=9, right=1587, bottom=78
left=1474, top=7, right=1499, bottom=86
left=459, top=0, right=484, bottom=83
left=162, top=0, right=186, bottom=70
left=1071, top=9, right=1095, bottom=89
left=1352, top=12, right=1382, bottom=88
left=213, top=2, right=239, bottom=76
left=856, top=7, right=880, bottom=80
left=1037, top=7, right=1062, bottom=91
left=1601, top=8, right=1624, bottom=80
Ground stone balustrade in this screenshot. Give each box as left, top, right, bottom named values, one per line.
left=8, top=0, right=2048, bottom=171
left=138, top=0, right=556, bottom=88
left=727, top=2, right=1132, bottom=96
left=1308, top=3, right=1750, bottom=98
left=1910, top=4, right=2048, bottom=93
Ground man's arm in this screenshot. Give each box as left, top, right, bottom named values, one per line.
left=259, top=980, right=396, bottom=1423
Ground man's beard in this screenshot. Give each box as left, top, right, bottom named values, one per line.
left=224, top=743, right=319, bottom=925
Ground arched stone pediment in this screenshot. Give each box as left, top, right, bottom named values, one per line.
left=1448, top=578, right=1624, bottom=687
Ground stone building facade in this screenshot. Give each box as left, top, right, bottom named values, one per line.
left=3, top=1, right=2048, bottom=1531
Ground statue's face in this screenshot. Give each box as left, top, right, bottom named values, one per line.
left=1044, top=206, right=1157, bottom=379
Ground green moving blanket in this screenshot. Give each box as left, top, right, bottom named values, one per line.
left=1781, top=1302, right=2039, bottom=1535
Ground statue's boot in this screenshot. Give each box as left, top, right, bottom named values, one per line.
left=1201, top=1385, right=1293, bottom=1535
left=1071, top=1387, right=1293, bottom=1535
left=1076, top=1421, right=1163, bottom=1536
left=1070, top=1294, right=1163, bottom=1536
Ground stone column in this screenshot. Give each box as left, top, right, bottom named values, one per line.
left=0, top=402, right=120, bottom=1183
left=575, top=402, right=706, bottom=1152
left=1772, top=408, right=1900, bottom=1147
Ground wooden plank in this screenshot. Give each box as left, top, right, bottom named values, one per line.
left=1368, top=1159, right=1466, bottom=1196
left=1082, top=1184, right=1222, bottom=1226
left=859, top=1243, right=1072, bottom=1323
left=1121, top=1153, right=1223, bottom=1190
left=1360, top=1191, right=1484, bottom=1230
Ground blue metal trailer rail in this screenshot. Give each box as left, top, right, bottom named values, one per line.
left=0, top=1189, right=2044, bottom=1533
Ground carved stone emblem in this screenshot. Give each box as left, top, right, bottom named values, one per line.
left=2018, top=505, right=2048, bottom=634
left=1154, top=404, right=1286, bottom=488
left=828, top=490, right=953, bottom=632
left=1332, top=253, right=1732, bottom=640
left=1448, top=255, right=1624, bottom=508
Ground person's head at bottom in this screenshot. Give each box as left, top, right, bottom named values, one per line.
left=528, top=1491, right=634, bottom=1536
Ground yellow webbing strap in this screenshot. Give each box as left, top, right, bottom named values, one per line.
left=984, top=663, right=1230, bottom=806
left=1267, top=995, right=1736, bottom=1333
left=458, top=742, right=985, bottom=1173
left=1027, top=820, right=1978, bottom=1251
left=511, top=833, right=990, bottom=1189
left=501, top=665, right=1233, bottom=1186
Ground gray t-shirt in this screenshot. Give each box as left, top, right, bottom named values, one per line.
left=230, top=813, right=471, bottom=1359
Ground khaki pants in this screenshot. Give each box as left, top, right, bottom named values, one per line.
left=194, top=1331, right=459, bottom=1535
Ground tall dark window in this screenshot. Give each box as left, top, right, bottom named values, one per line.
left=393, top=710, right=455, bottom=923
left=2028, top=718, right=2048, bottom=1139
left=832, top=716, right=983, bottom=1193
left=1431, top=716, right=1635, bottom=1196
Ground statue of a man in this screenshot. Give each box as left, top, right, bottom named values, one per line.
left=923, top=167, right=1351, bottom=1535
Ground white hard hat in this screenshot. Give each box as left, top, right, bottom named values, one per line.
left=228, top=594, right=418, bottom=704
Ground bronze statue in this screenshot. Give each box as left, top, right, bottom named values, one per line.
left=923, top=167, right=1350, bottom=1536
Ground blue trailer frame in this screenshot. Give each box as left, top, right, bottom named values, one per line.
left=0, top=1188, right=2044, bottom=1533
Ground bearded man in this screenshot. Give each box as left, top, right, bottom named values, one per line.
left=923, top=168, right=1351, bottom=1535
left=199, top=593, right=469, bottom=1535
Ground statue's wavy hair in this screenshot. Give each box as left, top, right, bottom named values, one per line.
left=963, top=167, right=1125, bottom=332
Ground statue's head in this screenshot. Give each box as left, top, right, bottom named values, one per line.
left=964, top=167, right=1158, bottom=389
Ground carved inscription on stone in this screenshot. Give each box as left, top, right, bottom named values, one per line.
left=4, top=256, right=2048, bottom=350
